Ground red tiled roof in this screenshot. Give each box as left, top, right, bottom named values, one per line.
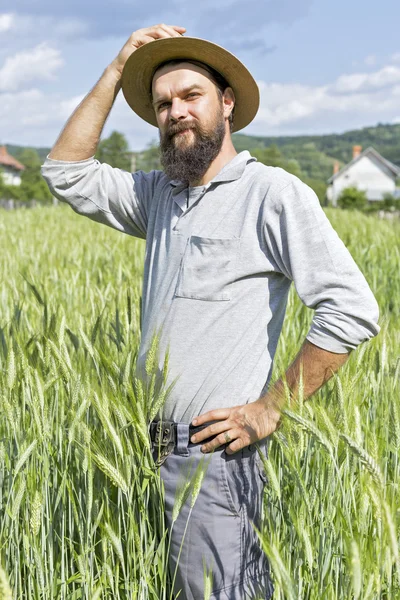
left=0, top=146, right=25, bottom=171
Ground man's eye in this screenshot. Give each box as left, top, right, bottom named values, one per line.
left=157, top=94, right=198, bottom=110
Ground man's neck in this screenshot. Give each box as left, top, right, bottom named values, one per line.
left=189, top=137, right=238, bottom=187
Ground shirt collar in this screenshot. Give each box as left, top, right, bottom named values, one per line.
left=169, top=150, right=257, bottom=194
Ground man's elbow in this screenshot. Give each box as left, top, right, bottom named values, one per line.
left=40, top=155, right=97, bottom=204
left=359, top=290, right=380, bottom=343
left=308, top=297, right=380, bottom=354
left=40, top=166, right=63, bottom=203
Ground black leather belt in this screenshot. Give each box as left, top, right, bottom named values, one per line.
left=149, top=420, right=221, bottom=467
left=149, top=420, right=216, bottom=446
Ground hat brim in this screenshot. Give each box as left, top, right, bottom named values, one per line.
left=121, top=36, right=259, bottom=133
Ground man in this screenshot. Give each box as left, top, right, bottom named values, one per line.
left=41, top=24, right=380, bottom=600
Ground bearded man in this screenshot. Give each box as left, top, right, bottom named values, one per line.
left=41, top=24, right=380, bottom=600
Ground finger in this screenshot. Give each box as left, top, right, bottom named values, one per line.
left=148, top=28, right=175, bottom=40
left=225, top=438, right=245, bottom=455
left=133, top=34, right=158, bottom=47
left=159, top=24, right=187, bottom=37
left=190, top=421, right=228, bottom=444
left=192, top=408, right=231, bottom=426
left=145, top=24, right=184, bottom=40
left=201, top=429, right=237, bottom=454
left=137, top=26, right=171, bottom=42
left=144, top=24, right=186, bottom=32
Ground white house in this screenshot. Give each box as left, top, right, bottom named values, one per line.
left=0, top=145, right=25, bottom=186
left=326, top=146, right=400, bottom=206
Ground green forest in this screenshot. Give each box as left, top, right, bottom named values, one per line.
left=2, top=122, right=400, bottom=206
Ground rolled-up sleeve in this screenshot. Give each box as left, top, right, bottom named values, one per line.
left=263, top=176, right=380, bottom=353
left=41, top=155, right=162, bottom=240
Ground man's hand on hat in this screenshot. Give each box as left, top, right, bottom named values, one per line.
left=190, top=399, right=282, bottom=455
left=111, top=24, right=186, bottom=78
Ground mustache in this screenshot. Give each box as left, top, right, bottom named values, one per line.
left=167, top=123, right=197, bottom=137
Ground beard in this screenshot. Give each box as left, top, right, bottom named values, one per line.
left=158, top=102, right=226, bottom=185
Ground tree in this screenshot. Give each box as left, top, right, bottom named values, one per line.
left=337, top=187, right=367, bottom=210
left=302, top=177, right=328, bottom=205
left=95, top=131, right=131, bottom=170
left=382, top=193, right=400, bottom=211
left=251, top=144, right=304, bottom=179
left=18, top=148, right=52, bottom=202
left=252, top=144, right=284, bottom=168
left=136, top=141, right=162, bottom=172
left=285, top=158, right=303, bottom=179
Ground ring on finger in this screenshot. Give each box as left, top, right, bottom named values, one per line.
left=224, top=431, right=231, bottom=444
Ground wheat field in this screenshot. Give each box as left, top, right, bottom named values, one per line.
left=0, top=206, right=399, bottom=599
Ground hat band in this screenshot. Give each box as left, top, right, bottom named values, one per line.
left=150, top=58, right=230, bottom=95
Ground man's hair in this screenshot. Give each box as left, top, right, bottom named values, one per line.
left=151, top=59, right=235, bottom=132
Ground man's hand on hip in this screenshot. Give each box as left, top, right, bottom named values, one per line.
left=190, top=400, right=281, bottom=455
left=190, top=340, right=350, bottom=455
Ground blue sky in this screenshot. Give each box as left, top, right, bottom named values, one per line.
left=1, top=0, right=400, bottom=151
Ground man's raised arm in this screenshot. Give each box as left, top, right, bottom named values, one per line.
left=41, top=25, right=186, bottom=238
left=48, top=24, right=186, bottom=161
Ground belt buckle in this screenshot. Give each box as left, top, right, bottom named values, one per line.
left=154, top=420, right=175, bottom=447
left=153, top=421, right=175, bottom=468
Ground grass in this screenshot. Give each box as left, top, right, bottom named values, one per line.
left=0, top=205, right=399, bottom=599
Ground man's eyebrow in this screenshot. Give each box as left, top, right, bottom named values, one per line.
left=152, top=84, right=204, bottom=107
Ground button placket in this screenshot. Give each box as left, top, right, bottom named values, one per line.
left=185, top=188, right=207, bottom=214
left=173, top=188, right=208, bottom=232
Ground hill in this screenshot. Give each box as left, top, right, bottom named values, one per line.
left=232, top=122, right=400, bottom=181
left=4, top=122, right=400, bottom=182
left=6, top=144, right=51, bottom=164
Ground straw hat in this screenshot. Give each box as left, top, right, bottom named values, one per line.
left=121, top=36, right=259, bottom=133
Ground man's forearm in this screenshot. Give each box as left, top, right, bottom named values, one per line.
left=48, top=63, right=122, bottom=162
left=260, top=339, right=350, bottom=418
left=47, top=25, right=187, bottom=162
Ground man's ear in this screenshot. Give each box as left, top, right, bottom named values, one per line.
left=223, top=86, right=235, bottom=119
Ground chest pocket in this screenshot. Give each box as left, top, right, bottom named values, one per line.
left=175, top=235, right=240, bottom=301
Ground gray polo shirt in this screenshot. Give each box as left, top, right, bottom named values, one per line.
left=41, top=151, right=380, bottom=423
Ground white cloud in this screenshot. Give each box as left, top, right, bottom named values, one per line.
left=0, top=13, right=14, bottom=32
left=251, top=61, right=400, bottom=133
left=331, top=65, right=400, bottom=94
left=0, top=43, right=64, bottom=92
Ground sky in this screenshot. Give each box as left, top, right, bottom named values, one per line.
left=1, top=0, right=400, bottom=152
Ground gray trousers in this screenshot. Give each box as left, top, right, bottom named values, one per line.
left=152, top=423, right=274, bottom=600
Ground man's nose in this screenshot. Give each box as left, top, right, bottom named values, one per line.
left=169, top=98, right=188, bottom=121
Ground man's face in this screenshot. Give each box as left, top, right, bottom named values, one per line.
left=151, top=62, right=231, bottom=184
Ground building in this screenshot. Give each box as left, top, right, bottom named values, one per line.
left=0, top=145, right=25, bottom=186
left=326, top=145, right=400, bottom=206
